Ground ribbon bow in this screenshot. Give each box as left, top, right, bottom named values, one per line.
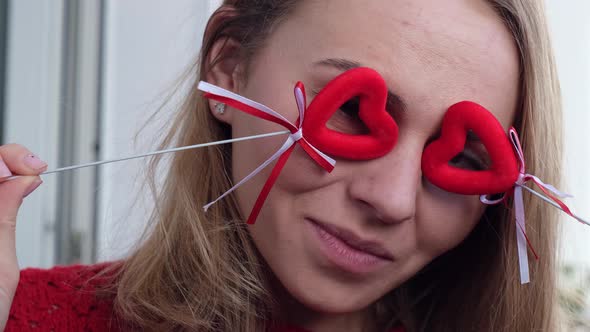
left=198, top=81, right=336, bottom=224
left=481, top=127, right=575, bottom=284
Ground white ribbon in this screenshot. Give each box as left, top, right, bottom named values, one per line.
left=203, top=134, right=299, bottom=212
left=198, top=82, right=293, bottom=125
left=198, top=81, right=336, bottom=212
left=513, top=178, right=529, bottom=284
left=480, top=128, right=577, bottom=284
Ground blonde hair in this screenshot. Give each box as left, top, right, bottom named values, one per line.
left=109, top=1, right=563, bottom=331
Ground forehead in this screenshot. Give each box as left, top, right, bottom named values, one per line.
left=256, top=0, right=520, bottom=129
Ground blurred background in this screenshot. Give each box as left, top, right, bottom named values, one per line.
left=0, top=0, right=589, bottom=329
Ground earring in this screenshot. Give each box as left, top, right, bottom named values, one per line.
left=215, top=103, right=226, bottom=115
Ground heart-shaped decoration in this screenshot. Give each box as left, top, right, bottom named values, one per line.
left=302, top=67, right=398, bottom=160
left=421, top=101, right=519, bottom=195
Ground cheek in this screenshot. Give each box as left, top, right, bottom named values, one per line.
left=230, top=118, right=331, bottom=221
left=229, top=79, right=301, bottom=213
left=416, top=185, right=486, bottom=257
left=230, top=114, right=279, bottom=213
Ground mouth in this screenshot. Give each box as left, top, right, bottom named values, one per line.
left=306, top=218, right=393, bottom=274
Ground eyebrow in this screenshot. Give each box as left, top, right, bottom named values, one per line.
left=313, top=58, right=408, bottom=113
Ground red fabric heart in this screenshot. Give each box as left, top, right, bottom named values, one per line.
left=303, top=67, right=398, bottom=160
left=421, top=101, right=518, bottom=195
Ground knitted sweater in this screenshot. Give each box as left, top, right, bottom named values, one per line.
left=6, top=264, right=405, bottom=332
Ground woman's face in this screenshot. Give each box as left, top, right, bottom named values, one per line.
left=226, top=0, right=519, bottom=318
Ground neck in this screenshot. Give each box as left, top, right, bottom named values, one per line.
left=289, top=311, right=372, bottom=332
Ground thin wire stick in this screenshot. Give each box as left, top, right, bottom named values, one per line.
left=8, top=129, right=589, bottom=227
left=517, top=183, right=589, bottom=226
left=40, top=130, right=290, bottom=175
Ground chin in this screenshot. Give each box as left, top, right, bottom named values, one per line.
left=280, top=275, right=383, bottom=314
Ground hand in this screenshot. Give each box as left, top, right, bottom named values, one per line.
left=0, top=144, right=47, bottom=330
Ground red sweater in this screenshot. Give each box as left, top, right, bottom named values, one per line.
left=7, top=264, right=405, bottom=332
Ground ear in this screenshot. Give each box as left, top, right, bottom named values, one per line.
left=203, top=8, right=243, bottom=125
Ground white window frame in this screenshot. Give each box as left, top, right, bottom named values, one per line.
left=4, top=0, right=102, bottom=267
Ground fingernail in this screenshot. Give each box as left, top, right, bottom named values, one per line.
left=24, top=154, right=48, bottom=171
left=23, top=179, right=43, bottom=198
left=0, top=160, right=12, bottom=178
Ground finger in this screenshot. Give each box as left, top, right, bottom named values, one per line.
left=0, top=144, right=48, bottom=178
left=0, top=176, right=42, bottom=272
left=0, top=175, right=42, bottom=262
left=0, top=176, right=41, bottom=328
left=0, top=156, right=12, bottom=182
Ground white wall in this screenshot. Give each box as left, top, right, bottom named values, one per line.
left=4, top=0, right=64, bottom=268
left=545, top=1, right=590, bottom=266
left=97, top=0, right=221, bottom=260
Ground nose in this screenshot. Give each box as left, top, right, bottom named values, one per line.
left=347, top=141, right=422, bottom=224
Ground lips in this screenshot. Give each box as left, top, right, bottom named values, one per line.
left=309, top=219, right=394, bottom=261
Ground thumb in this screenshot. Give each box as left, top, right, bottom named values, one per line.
left=0, top=176, right=42, bottom=329
left=0, top=175, right=42, bottom=267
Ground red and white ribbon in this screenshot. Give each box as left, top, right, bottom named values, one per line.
left=198, top=81, right=336, bottom=224
left=481, top=127, right=575, bottom=284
